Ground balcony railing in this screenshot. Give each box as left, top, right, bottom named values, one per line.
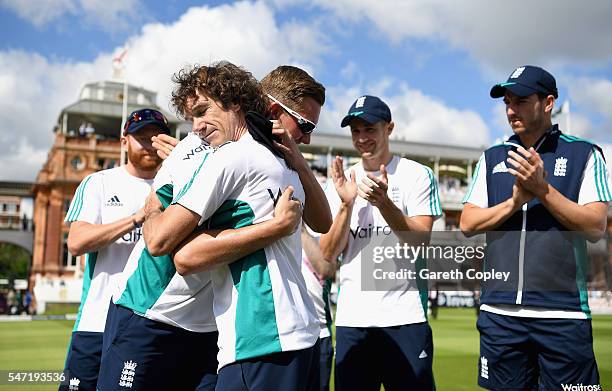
left=0, top=217, right=33, bottom=232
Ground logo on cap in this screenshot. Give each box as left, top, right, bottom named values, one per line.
left=340, top=95, right=392, bottom=128
left=490, top=65, right=558, bottom=99
left=510, top=67, right=525, bottom=79
left=123, top=108, right=171, bottom=136
left=355, top=96, right=367, bottom=108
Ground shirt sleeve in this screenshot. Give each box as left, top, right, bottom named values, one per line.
left=462, top=153, right=488, bottom=208
left=153, top=158, right=173, bottom=192
left=173, top=147, right=245, bottom=224
left=578, top=148, right=612, bottom=205
left=404, top=165, right=442, bottom=217
left=155, top=134, right=215, bottom=208
left=153, top=162, right=174, bottom=209
left=152, top=141, right=182, bottom=209
left=64, top=173, right=103, bottom=224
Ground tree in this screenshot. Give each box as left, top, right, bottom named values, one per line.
left=0, top=243, right=30, bottom=281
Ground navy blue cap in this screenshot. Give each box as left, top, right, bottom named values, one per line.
left=340, top=95, right=392, bottom=127
left=490, top=65, right=558, bottom=99
left=123, top=108, right=171, bottom=136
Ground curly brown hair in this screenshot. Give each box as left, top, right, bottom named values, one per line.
left=170, top=61, right=269, bottom=119
left=260, top=65, right=325, bottom=110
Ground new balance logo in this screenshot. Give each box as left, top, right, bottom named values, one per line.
left=106, top=195, right=123, bottom=207
left=118, top=360, right=137, bottom=388
left=480, top=356, right=489, bottom=379
left=492, top=161, right=508, bottom=174
left=554, top=157, right=568, bottom=177
left=418, top=350, right=428, bottom=359
left=69, top=377, right=80, bottom=391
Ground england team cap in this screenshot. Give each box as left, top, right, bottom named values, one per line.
left=123, top=108, right=171, bottom=136
left=490, top=65, right=558, bottom=99
left=340, top=95, right=392, bottom=128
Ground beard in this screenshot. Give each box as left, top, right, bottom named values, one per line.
left=127, top=145, right=162, bottom=171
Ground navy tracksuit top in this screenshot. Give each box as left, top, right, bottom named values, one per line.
left=481, top=125, right=603, bottom=315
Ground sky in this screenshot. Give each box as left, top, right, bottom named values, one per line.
left=1, top=0, right=612, bottom=181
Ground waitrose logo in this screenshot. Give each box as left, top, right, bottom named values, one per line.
left=561, top=384, right=601, bottom=391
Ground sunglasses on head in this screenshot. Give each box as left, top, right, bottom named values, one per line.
left=267, top=94, right=316, bottom=135
left=124, top=109, right=167, bottom=133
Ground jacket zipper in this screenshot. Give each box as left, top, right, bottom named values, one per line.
left=513, top=132, right=550, bottom=305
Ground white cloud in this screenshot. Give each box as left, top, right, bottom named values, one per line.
left=490, top=103, right=511, bottom=136
left=79, top=0, right=142, bottom=31
left=561, top=75, right=612, bottom=144
left=317, top=80, right=490, bottom=148
left=485, top=76, right=612, bottom=145
left=120, top=1, right=329, bottom=112
left=0, top=1, right=329, bottom=181
left=309, top=0, right=612, bottom=71
left=10, top=0, right=609, bottom=181
left=340, top=61, right=357, bottom=80
left=0, top=0, right=76, bottom=27
left=0, top=0, right=141, bottom=31
left=280, top=1, right=612, bottom=146
left=387, top=86, right=489, bottom=147
left=0, top=50, right=112, bottom=172
left=0, top=141, right=50, bottom=182
left=560, top=112, right=592, bottom=140
left=566, top=76, right=612, bottom=121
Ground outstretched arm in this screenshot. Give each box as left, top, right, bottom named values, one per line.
left=173, top=187, right=302, bottom=275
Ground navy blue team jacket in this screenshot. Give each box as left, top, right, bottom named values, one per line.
left=481, top=125, right=605, bottom=316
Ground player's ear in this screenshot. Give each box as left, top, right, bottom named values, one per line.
left=544, top=95, right=555, bottom=114
left=387, top=121, right=394, bottom=136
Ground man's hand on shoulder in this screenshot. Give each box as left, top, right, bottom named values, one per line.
left=272, top=186, right=302, bottom=237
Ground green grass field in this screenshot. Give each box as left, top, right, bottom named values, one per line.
left=0, top=308, right=610, bottom=390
